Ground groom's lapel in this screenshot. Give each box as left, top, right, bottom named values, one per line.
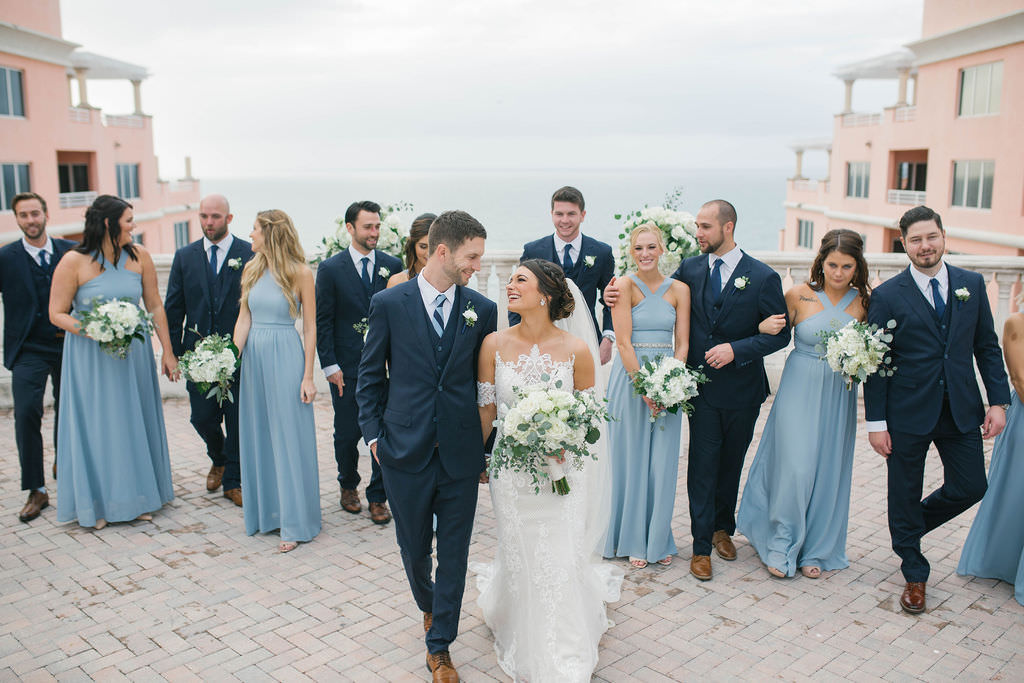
left=898, top=269, right=943, bottom=343
left=401, top=282, right=437, bottom=373
left=440, top=287, right=466, bottom=379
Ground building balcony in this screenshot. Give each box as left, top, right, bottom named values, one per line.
left=58, top=190, right=97, bottom=209
left=887, top=189, right=927, bottom=205
left=841, top=112, right=882, bottom=127
left=893, top=105, right=916, bottom=122
left=68, top=106, right=91, bottom=123
left=102, top=114, right=146, bottom=129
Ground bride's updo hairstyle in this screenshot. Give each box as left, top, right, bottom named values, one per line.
left=519, top=258, right=575, bottom=322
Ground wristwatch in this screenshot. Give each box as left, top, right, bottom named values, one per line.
left=993, top=404, right=1010, bottom=410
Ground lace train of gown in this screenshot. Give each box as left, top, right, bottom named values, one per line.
left=472, top=345, right=622, bottom=683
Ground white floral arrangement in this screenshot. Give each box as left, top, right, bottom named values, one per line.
left=615, top=204, right=699, bottom=276
left=178, top=330, right=240, bottom=406
left=631, top=356, right=707, bottom=422
left=463, top=301, right=477, bottom=327
left=954, top=287, right=970, bottom=302
left=734, top=276, right=750, bottom=290
left=312, top=201, right=413, bottom=264
left=817, top=319, right=897, bottom=388
left=490, top=378, right=609, bottom=495
left=77, top=297, right=154, bottom=359
left=227, top=257, right=242, bottom=270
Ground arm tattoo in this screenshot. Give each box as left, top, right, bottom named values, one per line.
left=799, top=296, right=817, bottom=303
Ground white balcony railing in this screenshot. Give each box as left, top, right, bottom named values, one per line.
left=68, top=107, right=91, bottom=123
left=791, top=180, right=821, bottom=192
left=58, top=191, right=98, bottom=209
left=887, top=189, right=927, bottom=205
left=841, top=112, right=882, bottom=127
left=103, top=114, right=145, bottom=128
left=894, top=106, right=916, bottom=122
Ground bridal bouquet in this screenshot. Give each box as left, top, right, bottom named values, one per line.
left=817, top=319, right=897, bottom=388
left=491, top=379, right=609, bottom=495
left=631, top=356, right=707, bottom=422
left=78, top=297, right=154, bottom=359
left=313, top=201, right=413, bottom=263
left=178, top=330, right=240, bottom=406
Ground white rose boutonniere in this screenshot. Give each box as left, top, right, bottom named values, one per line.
left=463, top=301, right=478, bottom=328
left=227, top=258, right=242, bottom=270
left=954, top=287, right=970, bottom=302
left=734, top=276, right=750, bottom=291
left=353, top=317, right=369, bottom=340
left=584, top=255, right=596, bottom=268
left=378, top=266, right=391, bottom=279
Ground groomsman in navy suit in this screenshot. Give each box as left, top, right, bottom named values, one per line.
left=165, top=194, right=253, bottom=506
left=316, top=200, right=402, bottom=524
left=0, top=193, right=75, bottom=522
left=865, top=205, right=1009, bottom=614
left=357, top=211, right=496, bottom=681
left=515, top=186, right=616, bottom=363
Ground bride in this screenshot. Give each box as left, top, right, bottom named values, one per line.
left=473, top=258, right=623, bottom=682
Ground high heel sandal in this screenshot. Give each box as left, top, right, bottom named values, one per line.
left=628, top=557, right=647, bottom=569
left=279, top=541, right=298, bottom=553
left=800, top=566, right=821, bottom=579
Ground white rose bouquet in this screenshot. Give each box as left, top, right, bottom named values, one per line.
left=615, top=202, right=699, bottom=276
left=77, top=297, right=154, bottom=359
left=490, top=378, right=610, bottom=495
left=631, top=356, right=707, bottom=422
left=313, top=201, right=413, bottom=263
left=178, top=329, right=240, bottom=406
left=817, top=319, right=897, bottom=388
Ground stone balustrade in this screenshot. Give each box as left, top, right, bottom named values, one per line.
left=1, top=251, right=1021, bottom=407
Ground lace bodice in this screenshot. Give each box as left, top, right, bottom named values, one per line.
left=478, top=344, right=575, bottom=418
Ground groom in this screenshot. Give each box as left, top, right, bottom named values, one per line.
left=865, top=205, right=1008, bottom=614
left=357, top=210, right=497, bottom=682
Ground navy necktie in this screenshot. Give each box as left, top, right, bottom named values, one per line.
left=431, top=294, right=446, bottom=337
left=209, top=244, right=219, bottom=277
left=562, top=244, right=573, bottom=272
left=710, top=258, right=723, bottom=302
left=38, top=250, right=49, bottom=269
left=360, top=257, right=372, bottom=293
left=930, top=278, right=945, bottom=318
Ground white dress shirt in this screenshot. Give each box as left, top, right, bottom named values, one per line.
left=553, top=232, right=583, bottom=266
left=417, top=272, right=455, bottom=327
left=22, top=237, right=54, bottom=266
left=203, top=233, right=234, bottom=275
left=707, top=246, right=743, bottom=292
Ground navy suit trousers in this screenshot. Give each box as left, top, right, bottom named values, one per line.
left=887, top=396, right=986, bottom=582
left=187, top=378, right=241, bottom=490
left=330, top=381, right=385, bottom=502
left=12, top=348, right=61, bottom=490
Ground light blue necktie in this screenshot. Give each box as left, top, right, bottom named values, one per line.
left=930, top=278, right=945, bottom=318
left=431, top=294, right=446, bottom=337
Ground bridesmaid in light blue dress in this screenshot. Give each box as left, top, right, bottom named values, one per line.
left=234, top=210, right=320, bottom=552
left=957, top=311, right=1024, bottom=605
left=49, top=195, right=176, bottom=528
left=737, top=229, right=869, bottom=578
left=604, top=224, right=691, bottom=568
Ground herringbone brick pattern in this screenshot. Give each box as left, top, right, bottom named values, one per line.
left=1, top=396, right=1021, bottom=681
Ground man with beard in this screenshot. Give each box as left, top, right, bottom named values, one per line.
left=316, top=200, right=402, bottom=524
left=165, top=194, right=253, bottom=505
left=865, top=205, right=1009, bottom=614
left=0, top=193, right=75, bottom=521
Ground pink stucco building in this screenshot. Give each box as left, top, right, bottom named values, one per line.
left=782, top=0, right=1023, bottom=257
left=0, top=0, right=199, bottom=253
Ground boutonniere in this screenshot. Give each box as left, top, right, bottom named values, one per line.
left=734, top=276, right=750, bottom=291
left=584, top=255, right=596, bottom=268
left=227, top=258, right=242, bottom=270
left=353, top=317, right=369, bottom=340
left=954, top=287, right=970, bottom=302
left=378, top=266, right=390, bottom=279
left=462, top=301, right=478, bottom=327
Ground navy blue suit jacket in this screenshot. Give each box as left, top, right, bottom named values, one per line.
left=315, top=249, right=403, bottom=375
left=864, top=265, right=1009, bottom=435
left=356, top=278, right=498, bottom=478
left=164, top=237, right=254, bottom=357
left=672, top=252, right=790, bottom=409
left=516, top=234, right=615, bottom=337
left=0, top=237, right=76, bottom=369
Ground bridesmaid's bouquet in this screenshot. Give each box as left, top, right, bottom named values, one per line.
left=631, top=356, right=707, bottom=422
left=178, top=330, right=240, bottom=406
left=78, top=297, right=154, bottom=359
left=817, top=319, right=897, bottom=388
left=491, top=379, right=609, bottom=495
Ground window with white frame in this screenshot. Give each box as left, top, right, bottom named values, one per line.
left=958, top=62, right=1002, bottom=117
left=797, top=219, right=814, bottom=249
left=116, top=163, right=140, bottom=199
left=174, top=220, right=190, bottom=250
left=951, top=160, right=994, bottom=210
left=0, top=66, right=25, bottom=117
left=846, top=162, right=870, bottom=199
left=1, top=163, right=31, bottom=211
left=58, top=163, right=90, bottom=193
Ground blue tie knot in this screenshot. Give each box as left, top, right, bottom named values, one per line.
left=930, top=278, right=945, bottom=317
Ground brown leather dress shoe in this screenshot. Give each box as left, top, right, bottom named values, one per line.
left=690, top=554, right=712, bottom=581
left=712, top=530, right=737, bottom=561
left=52, top=461, right=57, bottom=479
left=341, top=488, right=361, bottom=513
left=423, top=612, right=432, bottom=633
left=425, top=650, right=459, bottom=682
left=206, top=465, right=225, bottom=492
left=369, top=501, right=391, bottom=525
left=223, top=488, right=243, bottom=507
left=18, top=491, right=49, bottom=522
left=900, top=581, right=926, bottom=614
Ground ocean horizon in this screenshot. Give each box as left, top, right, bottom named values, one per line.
left=203, top=168, right=790, bottom=256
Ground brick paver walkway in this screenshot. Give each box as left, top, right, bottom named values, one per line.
left=1, top=396, right=1022, bottom=681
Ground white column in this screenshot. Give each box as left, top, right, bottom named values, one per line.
left=910, top=74, right=918, bottom=105
left=825, top=148, right=833, bottom=182
left=792, top=149, right=805, bottom=180
left=75, top=68, right=90, bottom=108
left=843, top=79, right=855, bottom=114
left=184, top=156, right=193, bottom=180
left=66, top=73, right=75, bottom=106
left=131, top=80, right=143, bottom=114
left=896, top=68, right=910, bottom=106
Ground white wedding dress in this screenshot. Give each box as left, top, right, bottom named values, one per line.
left=472, top=284, right=623, bottom=682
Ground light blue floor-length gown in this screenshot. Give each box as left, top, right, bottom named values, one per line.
left=737, top=288, right=859, bottom=576
left=57, top=254, right=174, bottom=527
left=957, top=393, right=1024, bottom=605
left=238, top=273, right=320, bottom=542
left=603, top=276, right=682, bottom=563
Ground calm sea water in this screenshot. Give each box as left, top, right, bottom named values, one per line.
left=203, top=169, right=788, bottom=254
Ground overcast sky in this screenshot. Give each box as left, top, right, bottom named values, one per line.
left=61, top=0, right=925, bottom=179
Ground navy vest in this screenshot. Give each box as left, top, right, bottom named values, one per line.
left=23, top=249, right=63, bottom=353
